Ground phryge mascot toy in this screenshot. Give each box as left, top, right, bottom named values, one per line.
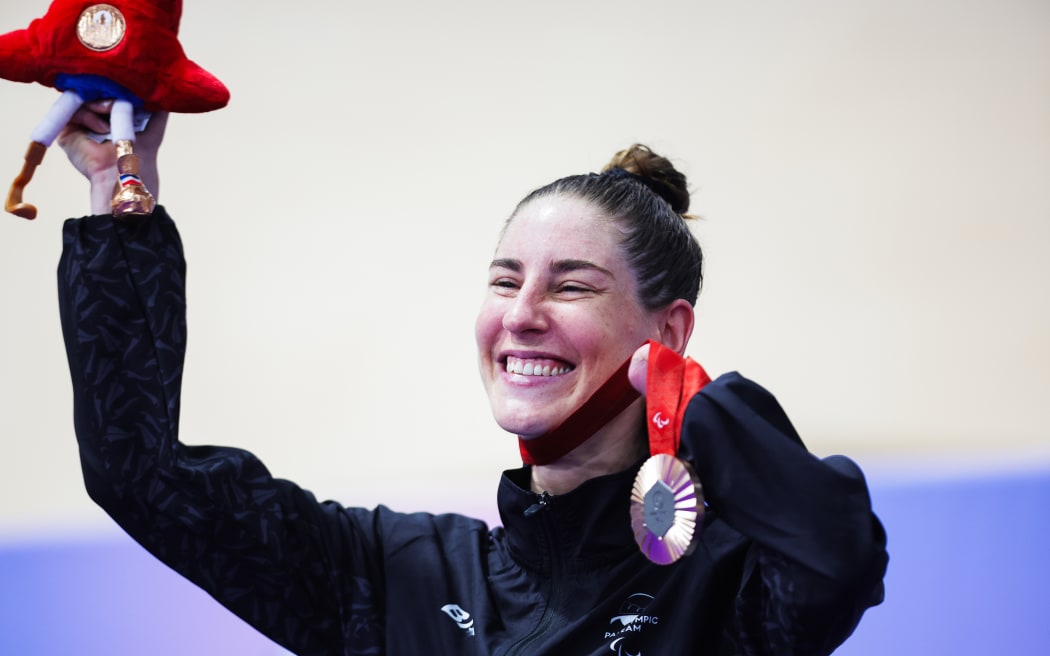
left=0, top=1, right=228, bottom=219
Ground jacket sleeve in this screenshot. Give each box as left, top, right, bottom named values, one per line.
left=57, top=209, right=385, bottom=656
left=679, top=372, right=888, bottom=655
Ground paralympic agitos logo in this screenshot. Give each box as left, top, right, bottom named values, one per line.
left=604, top=592, right=661, bottom=655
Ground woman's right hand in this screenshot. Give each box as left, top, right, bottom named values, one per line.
left=56, top=100, right=169, bottom=215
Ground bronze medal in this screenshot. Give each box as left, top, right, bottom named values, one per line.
left=629, top=341, right=712, bottom=565
left=630, top=453, right=703, bottom=565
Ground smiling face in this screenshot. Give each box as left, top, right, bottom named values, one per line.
left=475, top=194, right=664, bottom=439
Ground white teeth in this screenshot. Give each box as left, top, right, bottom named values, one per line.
left=505, top=357, right=572, bottom=377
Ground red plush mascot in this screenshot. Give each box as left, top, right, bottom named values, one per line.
left=0, top=1, right=228, bottom=219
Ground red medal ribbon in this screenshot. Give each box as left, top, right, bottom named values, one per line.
left=517, top=340, right=710, bottom=466
left=519, top=358, right=640, bottom=466
left=629, top=340, right=711, bottom=565
left=644, top=339, right=711, bottom=457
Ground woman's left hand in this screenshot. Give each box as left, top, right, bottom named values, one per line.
left=628, top=343, right=650, bottom=396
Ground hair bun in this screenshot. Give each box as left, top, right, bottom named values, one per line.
left=603, top=144, right=690, bottom=214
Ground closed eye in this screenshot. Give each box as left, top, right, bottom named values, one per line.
left=490, top=277, right=520, bottom=293
left=555, top=283, right=598, bottom=295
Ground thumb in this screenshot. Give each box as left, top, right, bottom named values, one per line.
left=628, top=343, right=650, bottom=395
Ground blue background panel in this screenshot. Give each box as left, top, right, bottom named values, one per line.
left=2, top=469, right=1048, bottom=655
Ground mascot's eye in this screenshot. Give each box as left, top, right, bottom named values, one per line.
left=76, top=4, right=126, bottom=52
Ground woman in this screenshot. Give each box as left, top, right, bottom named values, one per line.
left=56, top=102, right=887, bottom=655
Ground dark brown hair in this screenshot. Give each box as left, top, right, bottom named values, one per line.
left=509, top=144, right=703, bottom=310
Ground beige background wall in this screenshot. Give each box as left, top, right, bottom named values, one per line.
left=0, top=0, right=1047, bottom=540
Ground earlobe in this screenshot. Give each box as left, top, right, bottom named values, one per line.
left=657, top=299, right=695, bottom=355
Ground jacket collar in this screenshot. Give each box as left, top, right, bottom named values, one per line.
left=497, top=461, right=644, bottom=574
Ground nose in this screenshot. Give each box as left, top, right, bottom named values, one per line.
left=501, top=287, right=549, bottom=335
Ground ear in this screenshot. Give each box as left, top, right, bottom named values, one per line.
left=654, top=299, right=694, bottom=355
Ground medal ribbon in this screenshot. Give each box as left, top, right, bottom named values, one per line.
left=644, top=340, right=712, bottom=457
left=518, top=340, right=712, bottom=466
left=518, top=359, right=640, bottom=466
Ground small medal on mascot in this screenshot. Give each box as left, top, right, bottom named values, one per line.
left=0, top=0, right=229, bottom=220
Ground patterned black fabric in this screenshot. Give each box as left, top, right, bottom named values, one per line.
left=679, top=378, right=889, bottom=655
left=57, top=209, right=886, bottom=656
left=59, top=211, right=384, bottom=655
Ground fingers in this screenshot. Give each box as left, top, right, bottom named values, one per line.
left=55, top=110, right=119, bottom=190
left=54, top=120, right=95, bottom=155
left=58, top=99, right=168, bottom=151
left=628, top=343, right=651, bottom=396
left=69, top=101, right=113, bottom=135
left=82, top=99, right=114, bottom=114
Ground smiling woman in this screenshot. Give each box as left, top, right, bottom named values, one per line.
left=54, top=99, right=886, bottom=655
left=478, top=196, right=665, bottom=432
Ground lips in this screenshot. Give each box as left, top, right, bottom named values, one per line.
left=503, top=355, right=575, bottom=377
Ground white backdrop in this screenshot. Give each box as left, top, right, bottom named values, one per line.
left=0, top=0, right=1047, bottom=540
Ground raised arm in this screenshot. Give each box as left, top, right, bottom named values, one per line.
left=54, top=111, right=385, bottom=654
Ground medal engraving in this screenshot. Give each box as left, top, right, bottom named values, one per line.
left=77, top=5, right=126, bottom=52
left=630, top=454, right=704, bottom=565
left=643, top=479, right=675, bottom=537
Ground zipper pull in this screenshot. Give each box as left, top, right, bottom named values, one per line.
left=524, top=491, right=551, bottom=517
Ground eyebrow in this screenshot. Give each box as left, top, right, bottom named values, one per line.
left=489, top=258, right=615, bottom=279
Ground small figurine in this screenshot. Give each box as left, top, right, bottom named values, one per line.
left=0, top=1, right=229, bottom=219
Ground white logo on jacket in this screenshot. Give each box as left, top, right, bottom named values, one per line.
left=604, top=593, right=661, bottom=655
left=441, top=603, right=476, bottom=637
